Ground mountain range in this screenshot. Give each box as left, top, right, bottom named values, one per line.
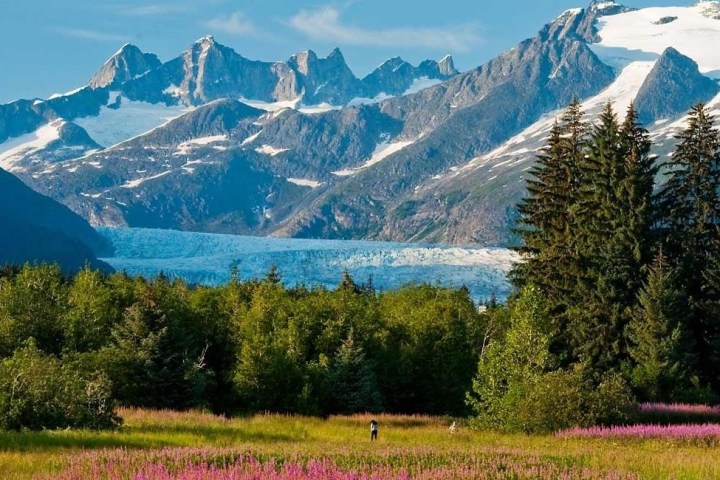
left=2, top=0, right=720, bottom=250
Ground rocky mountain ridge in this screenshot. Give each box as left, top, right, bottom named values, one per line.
left=2, top=1, right=720, bottom=246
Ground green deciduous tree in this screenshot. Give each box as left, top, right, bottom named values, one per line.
left=0, top=341, right=119, bottom=431
left=0, top=264, right=67, bottom=356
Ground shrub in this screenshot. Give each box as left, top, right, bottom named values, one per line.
left=0, top=341, right=120, bottom=430
left=505, top=369, right=637, bottom=434
left=638, top=402, right=720, bottom=425
left=467, top=287, right=638, bottom=434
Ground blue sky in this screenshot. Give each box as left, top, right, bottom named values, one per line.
left=0, top=0, right=685, bottom=103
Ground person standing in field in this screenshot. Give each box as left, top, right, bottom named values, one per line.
left=370, top=419, right=378, bottom=441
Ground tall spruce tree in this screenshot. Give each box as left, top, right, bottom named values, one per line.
left=568, top=103, right=625, bottom=368
left=627, top=251, right=696, bottom=401
left=618, top=104, right=657, bottom=284
left=659, top=104, right=720, bottom=387
left=568, top=104, right=657, bottom=370
left=512, top=101, right=588, bottom=330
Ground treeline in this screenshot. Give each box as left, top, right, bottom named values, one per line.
left=0, top=264, right=491, bottom=429
left=467, top=102, right=720, bottom=433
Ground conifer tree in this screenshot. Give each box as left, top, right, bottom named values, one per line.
left=568, top=103, right=624, bottom=367
left=659, top=104, right=720, bottom=387
left=618, top=103, right=657, bottom=281
left=512, top=101, right=587, bottom=315
left=568, top=104, right=657, bottom=370
left=627, top=252, right=695, bottom=401
left=328, top=331, right=382, bottom=414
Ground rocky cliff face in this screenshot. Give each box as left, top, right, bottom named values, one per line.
left=635, top=47, right=719, bottom=124
left=89, top=44, right=162, bottom=89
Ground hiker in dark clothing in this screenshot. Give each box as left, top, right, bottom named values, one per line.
left=370, top=419, right=378, bottom=441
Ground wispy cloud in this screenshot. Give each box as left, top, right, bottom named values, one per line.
left=122, top=4, right=190, bottom=16
left=204, top=12, right=257, bottom=37
left=56, top=28, right=129, bottom=43
left=288, top=6, right=482, bottom=52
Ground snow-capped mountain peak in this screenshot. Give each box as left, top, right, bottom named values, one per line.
left=437, top=55, right=457, bottom=76
left=89, top=44, right=161, bottom=89
left=198, top=34, right=215, bottom=43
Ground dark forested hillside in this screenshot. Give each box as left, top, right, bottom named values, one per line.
left=0, top=168, right=110, bottom=272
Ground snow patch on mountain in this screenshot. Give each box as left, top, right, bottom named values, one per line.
left=240, top=97, right=301, bottom=112
left=403, top=77, right=443, bottom=96
left=121, top=170, right=173, bottom=188
left=0, top=120, right=63, bottom=172
left=332, top=139, right=415, bottom=176
left=364, top=140, right=415, bottom=168
left=47, top=86, right=87, bottom=100
left=287, top=178, right=322, bottom=188
left=592, top=1, right=619, bottom=12
left=347, top=93, right=394, bottom=107
left=163, top=84, right=183, bottom=97
left=255, top=145, right=289, bottom=156
left=591, top=4, right=720, bottom=75
left=181, top=159, right=217, bottom=174
left=241, top=131, right=261, bottom=146
left=173, top=135, right=228, bottom=155
left=75, top=95, right=192, bottom=148
left=239, top=97, right=339, bottom=115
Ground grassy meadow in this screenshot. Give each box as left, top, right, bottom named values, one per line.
left=0, top=409, right=718, bottom=479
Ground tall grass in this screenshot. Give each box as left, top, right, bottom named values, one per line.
left=0, top=409, right=719, bottom=479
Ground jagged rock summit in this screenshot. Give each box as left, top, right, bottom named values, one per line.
left=89, top=44, right=161, bottom=89
left=635, top=47, right=720, bottom=124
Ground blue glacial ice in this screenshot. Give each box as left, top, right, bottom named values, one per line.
left=98, top=228, right=518, bottom=302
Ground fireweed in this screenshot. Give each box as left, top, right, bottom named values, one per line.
left=51, top=447, right=637, bottom=480
left=557, top=423, right=720, bottom=443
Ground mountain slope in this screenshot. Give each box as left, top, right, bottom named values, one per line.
left=2, top=1, right=720, bottom=245
left=0, top=168, right=110, bottom=272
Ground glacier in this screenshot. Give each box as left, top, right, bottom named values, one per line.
left=98, top=228, right=517, bottom=302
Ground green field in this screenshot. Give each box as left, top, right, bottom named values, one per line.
left=0, top=409, right=718, bottom=479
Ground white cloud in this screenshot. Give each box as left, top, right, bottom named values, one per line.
left=288, top=6, right=482, bottom=52
left=56, top=28, right=129, bottom=43
left=123, top=4, right=190, bottom=16
left=204, top=12, right=257, bottom=37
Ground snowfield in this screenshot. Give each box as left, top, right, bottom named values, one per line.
left=591, top=3, right=720, bottom=75
left=287, top=178, right=322, bottom=188
left=0, top=120, right=63, bottom=172
left=99, top=228, right=517, bottom=301
left=75, top=95, right=192, bottom=148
